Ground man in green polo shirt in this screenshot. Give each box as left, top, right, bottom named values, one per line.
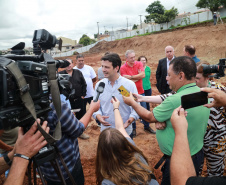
left=123, top=56, right=210, bottom=185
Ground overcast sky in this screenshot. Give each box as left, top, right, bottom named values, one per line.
left=0, top=0, right=201, bottom=50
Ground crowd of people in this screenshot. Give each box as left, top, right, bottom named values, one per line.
left=0, top=45, right=226, bottom=185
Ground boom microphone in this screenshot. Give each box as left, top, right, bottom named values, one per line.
left=94, top=82, right=105, bottom=102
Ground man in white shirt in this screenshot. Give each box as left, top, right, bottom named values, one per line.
left=73, top=54, right=97, bottom=139
left=93, top=53, right=139, bottom=139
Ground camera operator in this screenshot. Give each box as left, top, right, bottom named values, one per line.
left=0, top=119, right=49, bottom=185
left=39, top=100, right=100, bottom=185
left=170, top=103, right=226, bottom=185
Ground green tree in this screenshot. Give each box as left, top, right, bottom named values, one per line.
left=196, top=0, right=226, bottom=14
left=79, top=34, right=96, bottom=46
left=0, top=51, right=2, bottom=55
left=132, top=24, right=138, bottom=30
left=146, top=0, right=165, bottom=15
left=145, top=1, right=178, bottom=24
left=164, top=7, right=178, bottom=22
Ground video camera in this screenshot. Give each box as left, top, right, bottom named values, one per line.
left=0, top=29, right=73, bottom=130
left=202, top=58, right=226, bottom=79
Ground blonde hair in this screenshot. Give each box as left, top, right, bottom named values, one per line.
left=95, top=128, right=152, bottom=185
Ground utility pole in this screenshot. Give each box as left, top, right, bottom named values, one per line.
left=97, top=22, right=99, bottom=39
left=139, top=15, right=142, bottom=29
left=126, top=17, right=128, bottom=30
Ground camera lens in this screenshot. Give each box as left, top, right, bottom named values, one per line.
left=202, top=64, right=219, bottom=74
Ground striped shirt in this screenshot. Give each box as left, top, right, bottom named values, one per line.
left=40, top=101, right=85, bottom=182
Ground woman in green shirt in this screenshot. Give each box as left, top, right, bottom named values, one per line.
left=138, top=56, right=152, bottom=111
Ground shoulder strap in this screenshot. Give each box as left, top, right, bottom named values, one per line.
left=6, top=60, right=61, bottom=144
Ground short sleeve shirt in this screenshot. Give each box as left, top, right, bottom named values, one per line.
left=143, top=66, right=151, bottom=90
left=153, top=83, right=210, bottom=156
left=120, top=61, right=144, bottom=94
left=74, top=65, right=96, bottom=98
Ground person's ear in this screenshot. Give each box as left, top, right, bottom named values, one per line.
left=179, top=72, right=184, bottom=80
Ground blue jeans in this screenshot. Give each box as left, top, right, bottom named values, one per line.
left=161, top=149, right=204, bottom=185
left=140, top=93, right=150, bottom=129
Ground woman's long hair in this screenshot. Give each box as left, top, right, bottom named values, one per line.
left=95, top=128, right=152, bottom=185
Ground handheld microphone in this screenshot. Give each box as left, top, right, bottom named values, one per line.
left=94, top=82, right=105, bottom=102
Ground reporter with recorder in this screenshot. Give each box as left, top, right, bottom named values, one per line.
left=95, top=97, right=159, bottom=185
left=40, top=100, right=100, bottom=185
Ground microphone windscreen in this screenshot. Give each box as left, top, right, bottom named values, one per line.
left=94, top=82, right=105, bottom=102
left=99, top=82, right=105, bottom=88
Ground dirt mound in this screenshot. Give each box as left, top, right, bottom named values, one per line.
left=89, top=23, right=226, bottom=64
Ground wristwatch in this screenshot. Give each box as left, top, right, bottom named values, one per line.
left=3, top=152, right=12, bottom=166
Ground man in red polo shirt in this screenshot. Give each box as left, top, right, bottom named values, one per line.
left=120, top=50, right=156, bottom=136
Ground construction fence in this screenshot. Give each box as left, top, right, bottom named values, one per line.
left=53, top=8, right=226, bottom=58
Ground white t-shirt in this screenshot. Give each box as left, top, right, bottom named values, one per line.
left=73, top=65, right=96, bottom=98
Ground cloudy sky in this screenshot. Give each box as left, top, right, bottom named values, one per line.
left=0, top=0, right=201, bottom=50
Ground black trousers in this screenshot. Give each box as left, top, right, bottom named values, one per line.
left=46, top=158, right=84, bottom=185
left=70, top=98, right=86, bottom=120
left=161, top=149, right=204, bottom=185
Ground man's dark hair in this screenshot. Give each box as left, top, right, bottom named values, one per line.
left=170, top=56, right=197, bottom=80
left=101, top=53, right=122, bottom=72
left=184, top=45, right=196, bottom=55
left=104, top=51, right=112, bottom=55
left=76, top=54, right=84, bottom=59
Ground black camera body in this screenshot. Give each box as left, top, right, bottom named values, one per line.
left=0, top=29, right=71, bottom=130
left=0, top=58, right=51, bottom=130
left=202, top=58, right=226, bottom=79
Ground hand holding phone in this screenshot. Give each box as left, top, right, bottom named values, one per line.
left=112, top=96, right=116, bottom=101
left=181, top=91, right=208, bottom=109
left=112, top=96, right=120, bottom=109
left=117, top=85, right=137, bottom=100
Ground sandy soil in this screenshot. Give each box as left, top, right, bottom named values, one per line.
left=1, top=22, right=226, bottom=185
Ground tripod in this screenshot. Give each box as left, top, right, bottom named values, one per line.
left=27, top=144, right=76, bottom=185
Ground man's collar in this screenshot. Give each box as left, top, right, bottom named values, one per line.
left=126, top=61, right=137, bottom=67
left=107, top=74, right=121, bottom=84
left=167, top=56, right=175, bottom=62
left=177, top=83, right=196, bottom=93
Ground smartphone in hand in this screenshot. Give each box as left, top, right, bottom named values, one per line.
left=117, top=85, right=137, bottom=100
left=112, top=96, right=116, bottom=101
left=181, top=91, right=208, bottom=109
